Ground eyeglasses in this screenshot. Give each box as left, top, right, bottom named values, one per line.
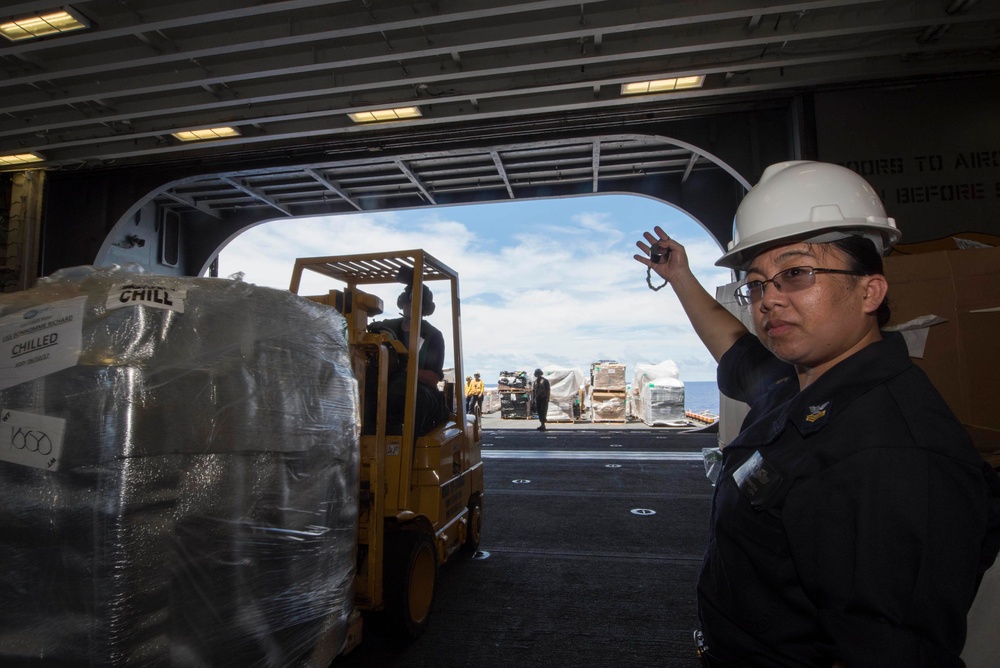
left=734, top=266, right=869, bottom=307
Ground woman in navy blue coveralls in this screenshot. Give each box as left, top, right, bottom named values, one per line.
left=635, top=161, right=1000, bottom=668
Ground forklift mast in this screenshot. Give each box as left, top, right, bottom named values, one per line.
left=288, top=249, right=483, bottom=642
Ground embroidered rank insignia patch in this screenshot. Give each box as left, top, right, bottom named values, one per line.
left=805, top=401, right=830, bottom=423
left=733, top=450, right=783, bottom=510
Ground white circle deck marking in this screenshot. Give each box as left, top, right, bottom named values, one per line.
left=631, top=508, right=657, bottom=516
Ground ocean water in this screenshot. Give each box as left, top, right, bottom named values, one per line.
left=683, top=380, right=720, bottom=414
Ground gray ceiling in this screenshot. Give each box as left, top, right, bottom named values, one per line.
left=2, top=0, right=997, bottom=171
left=4, top=0, right=1000, bottom=242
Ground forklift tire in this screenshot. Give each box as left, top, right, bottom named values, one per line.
left=462, top=496, right=483, bottom=555
left=384, top=529, right=438, bottom=639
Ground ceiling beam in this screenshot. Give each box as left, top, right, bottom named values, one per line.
left=394, top=159, right=437, bottom=205
left=304, top=168, right=363, bottom=210
left=592, top=141, right=601, bottom=193
left=681, top=152, right=700, bottom=184
left=158, top=189, right=223, bottom=219
left=491, top=151, right=515, bottom=199
left=218, top=176, right=292, bottom=216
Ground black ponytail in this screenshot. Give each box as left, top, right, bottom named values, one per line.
left=830, top=236, right=891, bottom=328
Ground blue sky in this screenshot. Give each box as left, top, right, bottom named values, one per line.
left=219, top=194, right=735, bottom=382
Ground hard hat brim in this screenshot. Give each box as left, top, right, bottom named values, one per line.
left=719, top=161, right=902, bottom=271
left=716, top=220, right=901, bottom=270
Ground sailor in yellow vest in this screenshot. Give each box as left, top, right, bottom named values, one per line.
left=467, top=372, right=485, bottom=416
left=464, top=375, right=474, bottom=412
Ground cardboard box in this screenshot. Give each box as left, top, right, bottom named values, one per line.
left=591, top=363, right=626, bottom=390
left=884, top=245, right=1000, bottom=464
left=890, top=232, right=1000, bottom=256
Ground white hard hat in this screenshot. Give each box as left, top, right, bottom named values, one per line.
left=716, top=161, right=901, bottom=270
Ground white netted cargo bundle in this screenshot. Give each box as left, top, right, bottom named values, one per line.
left=0, top=266, right=360, bottom=667
left=632, top=360, right=686, bottom=426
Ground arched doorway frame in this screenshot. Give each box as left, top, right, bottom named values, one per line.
left=93, top=134, right=752, bottom=277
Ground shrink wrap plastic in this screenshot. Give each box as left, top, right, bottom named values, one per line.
left=632, top=361, right=686, bottom=426
left=591, top=392, right=626, bottom=421
left=0, top=266, right=360, bottom=667
left=540, top=367, right=585, bottom=421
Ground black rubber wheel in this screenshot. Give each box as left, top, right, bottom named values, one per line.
left=384, top=529, right=438, bottom=639
left=462, top=495, right=483, bottom=555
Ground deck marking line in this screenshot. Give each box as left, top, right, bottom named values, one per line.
left=483, top=450, right=704, bottom=461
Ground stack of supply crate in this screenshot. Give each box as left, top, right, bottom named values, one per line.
left=498, top=370, right=530, bottom=419
left=0, top=267, right=359, bottom=667
left=590, top=361, right=627, bottom=422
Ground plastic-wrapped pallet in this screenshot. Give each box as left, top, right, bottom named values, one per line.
left=591, top=391, right=626, bottom=422
left=539, top=367, right=585, bottom=422
left=0, top=266, right=360, bottom=668
left=633, top=361, right=686, bottom=426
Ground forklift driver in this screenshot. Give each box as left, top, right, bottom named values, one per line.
left=369, top=278, right=449, bottom=436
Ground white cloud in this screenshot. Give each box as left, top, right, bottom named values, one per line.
left=220, top=200, right=733, bottom=384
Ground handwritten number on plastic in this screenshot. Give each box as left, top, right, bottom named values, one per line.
left=9, top=427, right=54, bottom=456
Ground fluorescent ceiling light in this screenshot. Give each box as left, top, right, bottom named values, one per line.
left=1, top=8, right=89, bottom=42
left=0, top=153, right=44, bottom=166
left=172, top=126, right=242, bottom=142
left=348, top=107, right=423, bottom=123
left=621, top=76, right=706, bottom=96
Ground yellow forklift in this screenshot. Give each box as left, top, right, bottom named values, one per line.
left=289, top=249, right=484, bottom=651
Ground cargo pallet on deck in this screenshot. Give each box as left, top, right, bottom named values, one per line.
left=590, top=388, right=628, bottom=423
left=499, top=388, right=531, bottom=419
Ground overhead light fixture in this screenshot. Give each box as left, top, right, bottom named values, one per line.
left=171, top=126, right=242, bottom=142
left=0, top=8, right=90, bottom=42
left=621, top=76, right=706, bottom=96
left=0, top=152, right=44, bottom=166
left=348, top=107, right=423, bottom=123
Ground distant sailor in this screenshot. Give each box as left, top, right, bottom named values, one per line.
left=532, top=368, right=550, bottom=432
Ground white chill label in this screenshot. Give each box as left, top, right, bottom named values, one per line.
left=106, top=283, right=187, bottom=313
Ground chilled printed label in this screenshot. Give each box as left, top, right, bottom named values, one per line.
left=0, top=296, right=86, bottom=391
left=106, top=283, right=187, bottom=313
left=0, top=408, right=67, bottom=472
